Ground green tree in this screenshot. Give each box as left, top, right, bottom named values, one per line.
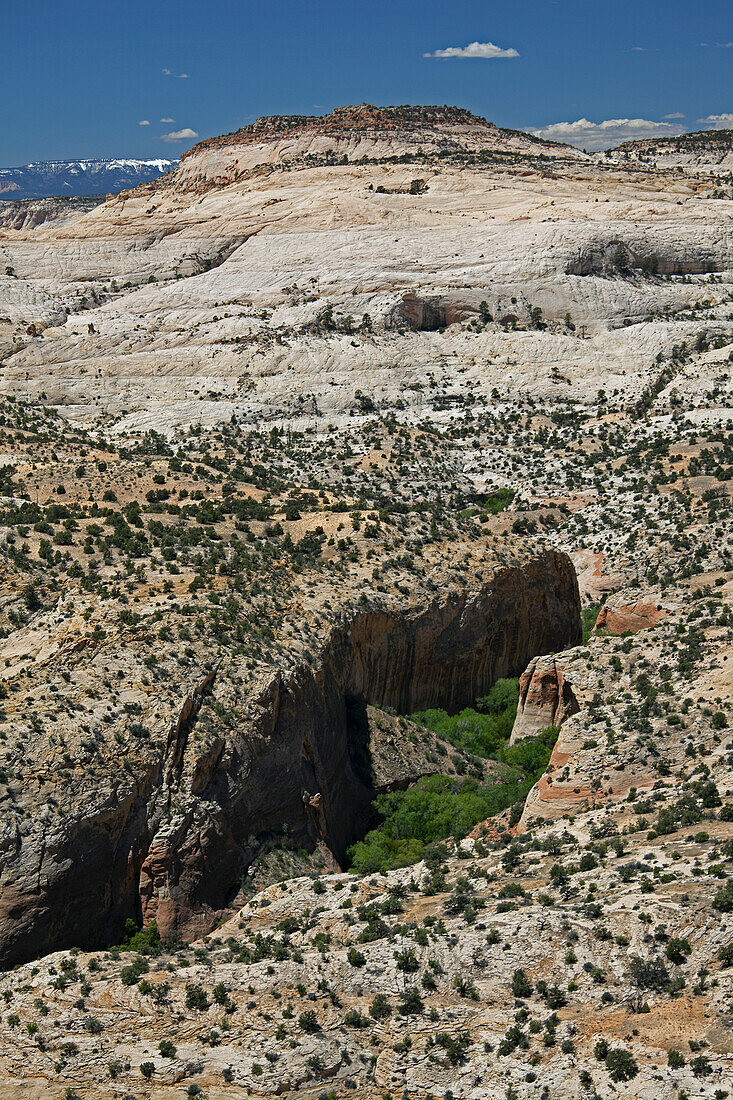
left=605, top=1048, right=638, bottom=1082
left=369, top=993, right=392, bottom=1019
left=398, top=987, right=424, bottom=1015
left=511, top=968, right=533, bottom=998
left=665, top=938, right=691, bottom=965
left=613, top=243, right=629, bottom=272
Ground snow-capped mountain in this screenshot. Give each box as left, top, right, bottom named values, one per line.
left=0, top=158, right=176, bottom=200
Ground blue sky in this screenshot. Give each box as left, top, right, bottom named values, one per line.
left=1, top=0, right=731, bottom=162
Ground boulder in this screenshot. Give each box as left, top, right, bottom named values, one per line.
left=594, top=601, right=666, bottom=635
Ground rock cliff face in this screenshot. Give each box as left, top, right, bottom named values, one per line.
left=611, top=127, right=733, bottom=173
left=134, top=550, right=581, bottom=944
left=389, top=293, right=473, bottom=331
left=0, top=196, right=103, bottom=231
left=565, top=238, right=721, bottom=276
left=517, top=586, right=699, bottom=829
left=0, top=550, right=579, bottom=966
left=509, top=654, right=579, bottom=743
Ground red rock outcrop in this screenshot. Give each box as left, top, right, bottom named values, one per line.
left=594, top=601, right=666, bottom=635
left=182, top=105, right=500, bottom=159
left=390, top=293, right=472, bottom=331
left=509, top=655, right=579, bottom=744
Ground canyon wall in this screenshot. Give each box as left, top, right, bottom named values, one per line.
left=0, top=550, right=580, bottom=966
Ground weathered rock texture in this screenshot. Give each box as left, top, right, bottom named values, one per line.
left=611, top=126, right=733, bottom=173
left=0, top=196, right=104, bottom=232
left=2, top=105, right=732, bottom=435
left=0, top=576, right=730, bottom=1098
left=565, top=238, right=720, bottom=277
left=509, top=654, right=579, bottom=743
left=0, top=549, right=580, bottom=966
left=594, top=599, right=667, bottom=635
left=173, top=103, right=581, bottom=190
left=389, top=292, right=473, bottom=331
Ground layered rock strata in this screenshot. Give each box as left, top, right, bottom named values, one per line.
left=509, top=654, right=579, bottom=743
left=0, top=549, right=580, bottom=966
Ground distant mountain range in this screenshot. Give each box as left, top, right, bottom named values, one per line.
left=0, top=158, right=176, bottom=200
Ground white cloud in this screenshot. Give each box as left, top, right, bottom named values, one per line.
left=423, top=40, right=519, bottom=59
left=532, top=117, right=685, bottom=151
left=532, top=111, right=733, bottom=150
left=162, top=67, right=189, bottom=78
left=697, top=113, right=733, bottom=129
left=700, top=41, right=733, bottom=48
left=161, top=127, right=199, bottom=143
left=160, top=117, right=175, bottom=123
left=138, top=120, right=150, bottom=126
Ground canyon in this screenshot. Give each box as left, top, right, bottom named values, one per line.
left=0, top=549, right=579, bottom=967
left=0, top=105, right=731, bottom=1098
